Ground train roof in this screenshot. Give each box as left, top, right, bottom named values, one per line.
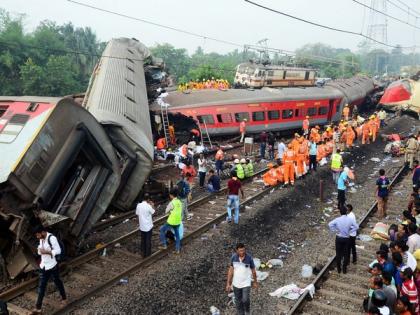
left=82, top=38, right=154, bottom=160
left=236, top=62, right=316, bottom=71
left=151, top=86, right=343, bottom=110
left=0, top=97, right=60, bottom=183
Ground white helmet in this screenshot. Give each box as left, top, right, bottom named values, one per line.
left=240, top=158, right=246, bottom=164
left=234, top=159, right=240, bottom=164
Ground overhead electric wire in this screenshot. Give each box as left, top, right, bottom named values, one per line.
left=351, top=0, right=420, bottom=30
left=65, top=0, right=359, bottom=67
left=387, top=0, right=420, bottom=19
left=394, top=0, right=420, bottom=16
left=244, top=0, right=418, bottom=49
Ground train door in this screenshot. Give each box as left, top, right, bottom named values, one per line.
left=260, top=70, right=266, bottom=87
left=327, top=99, right=335, bottom=122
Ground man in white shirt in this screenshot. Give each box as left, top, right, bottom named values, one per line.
left=197, top=153, right=207, bottom=188
left=136, top=195, right=155, bottom=257
left=346, top=204, right=358, bottom=264
left=277, top=139, right=286, bottom=160
left=33, top=226, right=67, bottom=314
left=407, top=223, right=420, bottom=253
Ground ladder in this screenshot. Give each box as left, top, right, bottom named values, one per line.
left=199, top=120, right=213, bottom=149
left=160, top=102, right=170, bottom=148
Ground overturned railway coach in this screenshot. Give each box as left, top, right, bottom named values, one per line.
left=154, top=76, right=375, bottom=136
left=0, top=97, right=121, bottom=278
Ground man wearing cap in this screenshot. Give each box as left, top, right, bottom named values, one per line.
left=302, top=116, right=310, bottom=138
left=240, top=119, right=247, bottom=143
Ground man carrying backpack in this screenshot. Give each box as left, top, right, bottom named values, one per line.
left=177, top=174, right=192, bottom=220
left=32, top=226, right=67, bottom=314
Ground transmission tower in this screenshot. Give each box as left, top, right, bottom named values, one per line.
left=366, top=0, right=388, bottom=74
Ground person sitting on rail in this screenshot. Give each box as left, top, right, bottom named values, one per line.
left=207, top=169, right=221, bottom=193
left=244, top=158, right=254, bottom=178
left=262, top=163, right=278, bottom=187
left=275, top=160, right=285, bottom=183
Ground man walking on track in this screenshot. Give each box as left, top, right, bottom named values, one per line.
left=32, top=226, right=67, bottom=314
left=226, top=171, right=244, bottom=224
left=240, top=119, right=247, bottom=143
left=328, top=207, right=359, bottom=274
left=376, top=169, right=390, bottom=219
left=226, top=243, right=258, bottom=315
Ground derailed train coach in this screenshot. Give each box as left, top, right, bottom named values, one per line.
left=0, top=97, right=121, bottom=278
left=0, top=38, right=158, bottom=278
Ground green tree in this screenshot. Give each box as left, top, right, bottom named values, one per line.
left=19, top=58, right=45, bottom=95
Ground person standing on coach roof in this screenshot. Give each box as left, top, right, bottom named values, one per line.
left=227, top=171, right=245, bottom=224
left=136, top=195, right=155, bottom=257
left=328, top=206, right=359, bottom=274
left=376, top=169, right=390, bottom=219
left=32, top=226, right=67, bottom=314
left=226, top=243, right=258, bottom=315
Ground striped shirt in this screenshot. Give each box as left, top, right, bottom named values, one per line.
left=401, top=279, right=418, bottom=310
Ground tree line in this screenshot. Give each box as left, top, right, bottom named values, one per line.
left=1, top=8, right=419, bottom=97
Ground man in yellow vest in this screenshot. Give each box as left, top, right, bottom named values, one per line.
left=331, top=149, right=343, bottom=184
left=234, top=159, right=245, bottom=180
left=159, top=189, right=182, bottom=254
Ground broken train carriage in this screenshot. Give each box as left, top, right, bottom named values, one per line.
left=0, top=38, right=157, bottom=278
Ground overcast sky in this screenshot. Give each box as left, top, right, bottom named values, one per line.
left=2, top=0, right=420, bottom=54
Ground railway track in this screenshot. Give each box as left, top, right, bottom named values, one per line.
left=287, top=163, right=408, bottom=314
left=0, top=167, right=277, bottom=314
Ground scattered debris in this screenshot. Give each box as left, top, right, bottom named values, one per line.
left=370, top=157, right=381, bottom=162
left=114, top=243, right=121, bottom=248
left=301, top=264, right=313, bottom=278
left=119, top=278, right=129, bottom=284
left=267, top=259, right=284, bottom=267
left=255, top=270, right=269, bottom=282
left=269, top=283, right=315, bottom=300
left=358, top=234, right=373, bottom=242
left=208, top=201, right=216, bottom=205
left=210, top=306, right=220, bottom=315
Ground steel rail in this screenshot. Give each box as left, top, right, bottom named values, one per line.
left=0, top=168, right=268, bottom=303
left=287, top=163, right=407, bottom=314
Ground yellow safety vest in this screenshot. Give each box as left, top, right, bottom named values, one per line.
left=331, top=153, right=342, bottom=170
left=167, top=198, right=182, bottom=225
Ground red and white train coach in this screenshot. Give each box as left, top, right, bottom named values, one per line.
left=156, top=76, right=375, bottom=136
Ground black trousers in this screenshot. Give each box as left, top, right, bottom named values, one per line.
left=140, top=229, right=153, bottom=257
left=36, top=265, right=66, bottom=309
left=199, top=171, right=206, bottom=187
left=309, top=155, right=317, bottom=171
left=335, top=236, right=350, bottom=272
left=349, top=236, right=357, bottom=263
left=337, top=189, right=346, bottom=210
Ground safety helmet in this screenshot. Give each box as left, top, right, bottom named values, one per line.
left=234, top=159, right=240, bottom=164
left=240, top=158, right=246, bottom=164
left=267, top=163, right=274, bottom=168
left=243, top=118, right=247, bottom=122
left=345, top=104, right=348, bottom=107
left=371, top=290, right=387, bottom=308
left=294, top=133, right=300, bottom=137
left=233, top=154, right=239, bottom=159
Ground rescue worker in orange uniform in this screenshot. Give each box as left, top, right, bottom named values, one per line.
left=342, top=104, right=350, bottom=121
left=282, top=144, right=296, bottom=185
left=369, top=115, right=378, bottom=142
left=322, top=127, right=332, bottom=142
left=291, top=134, right=301, bottom=153
left=275, top=160, right=285, bottom=183
left=262, top=163, right=278, bottom=187
left=296, top=137, right=308, bottom=178
left=168, top=123, right=176, bottom=145
left=362, top=121, right=370, bottom=145
left=346, top=125, right=356, bottom=149
left=316, top=141, right=327, bottom=162
left=302, top=116, right=310, bottom=138
left=239, top=119, right=247, bottom=143
left=182, top=162, right=197, bottom=184
left=156, top=137, right=167, bottom=150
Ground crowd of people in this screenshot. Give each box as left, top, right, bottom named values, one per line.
left=177, top=78, right=230, bottom=92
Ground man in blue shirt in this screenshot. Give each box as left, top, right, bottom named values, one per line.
left=376, top=169, right=390, bottom=219
left=226, top=243, right=257, bottom=315
left=328, top=206, right=359, bottom=273
left=308, top=140, right=318, bottom=172
left=207, top=169, right=221, bottom=193
left=337, top=167, right=350, bottom=210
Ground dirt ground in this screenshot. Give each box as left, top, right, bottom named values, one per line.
left=73, top=115, right=420, bottom=315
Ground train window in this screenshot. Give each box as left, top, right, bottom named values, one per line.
left=282, top=109, right=293, bottom=119
left=0, top=105, right=8, bottom=118
left=26, top=102, right=39, bottom=112
left=252, top=111, right=265, bottom=121
left=268, top=110, right=280, bottom=120
left=234, top=112, right=250, bottom=123
left=216, top=113, right=233, bottom=123
left=307, top=107, right=317, bottom=116
left=318, top=107, right=328, bottom=115
left=0, top=114, right=29, bottom=143
left=267, top=71, right=274, bottom=77
left=197, top=115, right=215, bottom=124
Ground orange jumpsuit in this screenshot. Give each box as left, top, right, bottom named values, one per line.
left=291, top=138, right=300, bottom=153
left=168, top=125, right=176, bottom=144
left=325, top=141, right=334, bottom=155
left=346, top=126, right=355, bottom=148
left=343, top=107, right=350, bottom=120
left=369, top=120, right=378, bottom=142
left=309, top=128, right=318, bottom=142
left=296, top=142, right=308, bottom=177
left=263, top=168, right=278, bottom=186
left=362, top=123, right=370, bottom=144
left=356, top=125, right=363, bottom=139
left=157, top=137, right=166, bottom=149
left=283, top=150, right=296, bottom=184
left=275, top=165, right=285, bottom=183
left=182, top=165, right=197, bottom=183
left=316, top=144, right=327, bottom=161
left=302, top=119, right=309, bottom=135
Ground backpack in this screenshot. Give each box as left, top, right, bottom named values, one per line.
left=47, top=234, right=66, bottom=263
left=176, top=180, right=190, bottom=199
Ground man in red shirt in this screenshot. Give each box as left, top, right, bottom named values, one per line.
left=227, top=171, right=245, bottom=224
